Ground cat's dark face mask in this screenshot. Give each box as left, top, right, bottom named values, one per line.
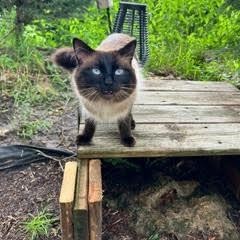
left=75, top=51, right=136, bottom=100
left=51, top=37, right=137, bottom=102
left=72, top=38, right=137, bottom=102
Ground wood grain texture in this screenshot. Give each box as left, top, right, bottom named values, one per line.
left=77, top=80, right=240, bottom=159
left=88, top=160, right=102, bottom=240
left=73, top=160, right=89, bottom=240
left=132, top=105, right=240, bottom=123
left=59, top=162, right=78, bottom=240
left=136, top=91, right=240, bottom=105
left=141, top=80, right=238, bottom=92
left=80, top=105, right=240, bottom=124
left=78, top=123, right=240, bottom=158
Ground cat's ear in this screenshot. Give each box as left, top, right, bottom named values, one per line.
left=51, top=48, right=77, bottom=73
left=118, top=39, right=137, bottom=61
left=73, top=38, right=94, bottom=64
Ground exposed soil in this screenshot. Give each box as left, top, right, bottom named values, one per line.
left=1, top=76, right=240, bottom=240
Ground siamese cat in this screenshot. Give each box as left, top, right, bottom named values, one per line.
left=52, top=33, right=141, bottom=147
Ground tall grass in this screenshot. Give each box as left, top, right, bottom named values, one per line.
left=1, top=1, right=240, bottom=89
left=142, top=0, right=240, bottom=83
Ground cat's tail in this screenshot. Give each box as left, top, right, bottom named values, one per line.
left=132, top=57, right=144, bottom=101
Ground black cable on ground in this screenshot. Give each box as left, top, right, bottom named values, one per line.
left=0, top=144, right=75, bottom=170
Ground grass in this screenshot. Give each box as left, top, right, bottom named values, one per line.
left=0, top=1, right=240, bottom=139
left=13, top=103, right=52, bottom=139
left=23, top=209, right=57, bottom=240
left=148, top=233, right=160, bottom=240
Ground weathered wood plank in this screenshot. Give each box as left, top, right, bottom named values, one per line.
left=80, top=105, right=240, bottom=124
left=59, top=161, right=78, bottom=240
left=141, top=80, right=238, bottom=92
left=73, top=160, right=89, bottom=240
left=136, top=91, right=240, bottom=105
left=132, top=105, right=240, bottom=123
left=88, top=160, right=102, bottom=240
left=78, top=123, right=240, bottom=158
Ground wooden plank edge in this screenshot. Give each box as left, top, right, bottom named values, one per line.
left=88, top=160, right=102, bottom=240
left=77, top=149, right=240, bottom=159
left=59, top=161, right=78, bottom=240
left=73, top=160, right=89, bottom=240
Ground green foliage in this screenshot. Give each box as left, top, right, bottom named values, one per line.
left=1, top=0, right=240, bottom=105
left=138, top=0, right=240, bottom=83
left=23, top=5, right=109, bottom=48
left=0, top=0, right=92, bottom=24
left=148, top=233, right=160, bottom=240
left=104, top=158, right=140, bottom=170
left=23, top=209, right=57, bottom=240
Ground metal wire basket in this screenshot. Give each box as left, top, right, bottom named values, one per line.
left=113, top=1, right=149, bottom=65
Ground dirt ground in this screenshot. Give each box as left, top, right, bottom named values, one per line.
left=1, top=76, right=240, bottom=240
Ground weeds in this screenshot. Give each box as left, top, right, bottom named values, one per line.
left=18, top=118, right=51, bottom=139
left=15, top=104, right=52, bottom=139
left=141, top=0, right=240, bottom=83
left=23, top=209, right=57, bottom=240
left=0, top=1, right=240, bottom=140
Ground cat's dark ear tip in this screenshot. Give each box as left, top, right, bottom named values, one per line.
left=72, top=37, right=80, bottom=45
left=130, top=39, right=137, bottom=48
left=132, top=38, right=137, bottom=44
left=51, top=47, right=77, bottom=72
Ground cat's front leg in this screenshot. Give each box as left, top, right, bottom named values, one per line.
left=118, top=114, right=136, bottom=147
left=76, top=118, right=96, bottom=146
left=130, top=112, right=136, bottom=130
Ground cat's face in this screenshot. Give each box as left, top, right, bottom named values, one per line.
left=52, top=38, right=137, bottom=103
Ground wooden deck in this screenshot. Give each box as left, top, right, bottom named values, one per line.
left=78, top=80, right=240, bottom=158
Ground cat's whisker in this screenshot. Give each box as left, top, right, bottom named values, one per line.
left=115, top=90, right=130, bottom=101
left=88, top=90, right=100, bottom=102
left=89, top=91, right=98, bottom=101
left=121, top=87, right=133, bottom=90
left=81, top=90, right=98, bottom=100
left=80, top=87, right=96, bottom=93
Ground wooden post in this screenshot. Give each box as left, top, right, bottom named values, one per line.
left=73, top=160, right=89, bottom=240
left=88, top=160, right=102, bottom=240
left=59, top=161, right=78, bottom=240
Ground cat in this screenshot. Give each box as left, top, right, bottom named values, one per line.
left=51, top=33, right=141, bottom=147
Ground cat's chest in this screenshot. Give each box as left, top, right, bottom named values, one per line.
left=81, top=93, right=136, bottom=122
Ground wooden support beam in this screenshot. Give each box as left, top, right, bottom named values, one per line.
left=88, top=160, right=102, bottom=240
left=59, top=161, right=78, bottom=240
left=73, top=160, right=89, bottom=240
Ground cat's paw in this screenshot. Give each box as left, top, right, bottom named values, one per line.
left=131, top=119, right=136, bottom=130
left=121, top=136, right=136, bottom=147
left=76, top=134, right=92, bottom=146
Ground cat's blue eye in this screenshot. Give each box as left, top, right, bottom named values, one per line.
left=92, top=68, right=101, bottom=75
left=115, top=69, right=124, bottom=75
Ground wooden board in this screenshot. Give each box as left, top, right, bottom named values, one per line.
left=73, top=160, right=89, bottom=240
left=77, top=80, right=240, bottom=159
left=132, top=105, right=240, bottom=123
left=141, top=80, right=238, bottom=92
left=59, top=161, right=78, bottom=240
left=78, top=123, right=240, bottom=158
left=136, top=91, right=240, bottom=105
left=88, top=160, right=102, bottom=240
